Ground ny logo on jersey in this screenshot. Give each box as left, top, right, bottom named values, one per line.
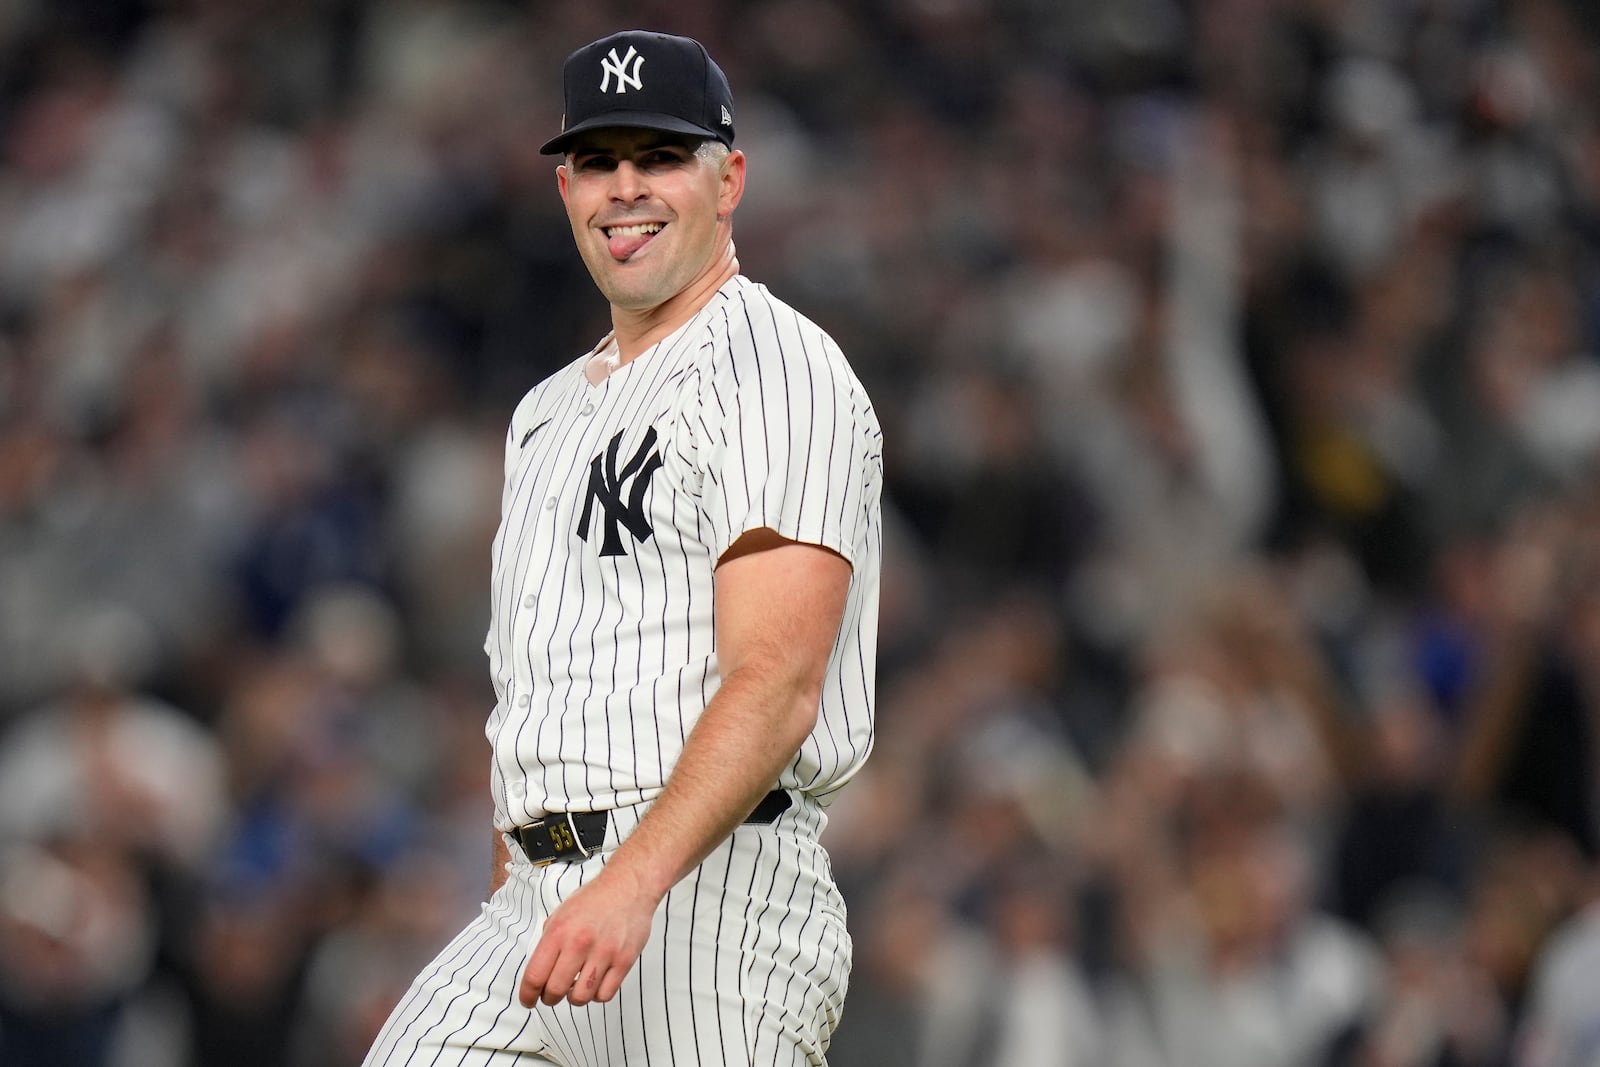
left=578, top=427, right=664, bottom=556
left=599, top=46, right=645, bottom=94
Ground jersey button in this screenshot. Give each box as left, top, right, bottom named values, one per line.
left=523, top=594, right=536, bottom=608
left=517, top=694, right=530, bottom=707
left=545, top=497, right=557, bottom=511
left=580, top=402, right=595, bottom=416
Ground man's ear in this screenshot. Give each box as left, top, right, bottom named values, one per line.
left=718, top=150, right=746, bottom=217
left=557, top=163, right=570, bottom=206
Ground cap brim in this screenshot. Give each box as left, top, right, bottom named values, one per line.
left=539, top=112, right=724, bottom=155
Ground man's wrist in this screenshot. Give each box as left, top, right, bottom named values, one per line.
left=597, top=845, right=676, bottom=904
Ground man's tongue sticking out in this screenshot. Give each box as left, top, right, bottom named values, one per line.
left=608, top=224, right=660, bottom=260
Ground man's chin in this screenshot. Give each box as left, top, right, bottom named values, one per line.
left=598, top=278, right=673, bottom=313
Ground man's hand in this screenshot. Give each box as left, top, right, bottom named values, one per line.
left=518, top=864, right=659, bottom=1007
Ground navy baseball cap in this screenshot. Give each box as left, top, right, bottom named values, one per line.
left=539, top=30, right=736, bottom=155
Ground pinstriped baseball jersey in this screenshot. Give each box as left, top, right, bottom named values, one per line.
left=485, top=273, right=882, bottom=829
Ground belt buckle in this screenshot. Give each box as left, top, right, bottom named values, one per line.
left=529, top=812, right=592, bottom=866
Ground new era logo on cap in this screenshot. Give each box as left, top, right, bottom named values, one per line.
left=540, top=30, right=735, bottom=155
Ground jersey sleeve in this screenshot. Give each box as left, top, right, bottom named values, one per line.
left=693, top=295, right=882, bottom=567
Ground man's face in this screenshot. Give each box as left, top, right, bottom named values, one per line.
left=557, top=129, right=743, bottom=312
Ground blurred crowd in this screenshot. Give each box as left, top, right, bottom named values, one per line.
left=2, top=0, right=1600, bottom=1065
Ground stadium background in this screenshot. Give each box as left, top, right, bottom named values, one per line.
left=3, top=0, right=1600, bottom=1064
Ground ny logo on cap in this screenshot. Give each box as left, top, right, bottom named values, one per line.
left=599, top=46, right=645, bottom=94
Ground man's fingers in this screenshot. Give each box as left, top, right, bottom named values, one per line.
left=566, top=966, right=602, bottom=1006
left=518, top=940, right=569, bottom=1007
left=518, top=886, right=651, bottom=1008
left=596, top=965, right=629, bottom=1003
left=538, top=951, right=584, bottom=1005
left=520, top=946, right=635, bottom=1008
left=517, top=954, right=546, bottom=1008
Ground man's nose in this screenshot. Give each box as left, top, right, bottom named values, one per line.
left=610, top=161, right=648, bottom=202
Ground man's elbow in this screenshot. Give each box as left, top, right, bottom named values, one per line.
left=768, top=675, right=822, bottom=756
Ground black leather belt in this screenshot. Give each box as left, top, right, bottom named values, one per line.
left=512, top=789, right=793, bottom=866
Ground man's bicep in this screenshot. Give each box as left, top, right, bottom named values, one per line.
left=713, top=529, right=851, bottom=677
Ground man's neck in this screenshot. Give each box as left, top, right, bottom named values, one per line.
left=610, top=245, right=740, bottom=365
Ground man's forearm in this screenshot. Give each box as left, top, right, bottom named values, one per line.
left=597, top=536, right=847, bottom=899
left=600, top=662, right=819, bottom=899
left=516, top=537, right=852, bottom=1008
left=489, top=657, right=820, bottom=905
left=487, top=661, right=814, bottom=904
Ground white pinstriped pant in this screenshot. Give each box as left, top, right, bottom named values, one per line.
left=362, top=796, right=851, bottom=1067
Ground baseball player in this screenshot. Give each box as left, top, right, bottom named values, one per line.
left=363, top=29, right=883, bottom=1067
